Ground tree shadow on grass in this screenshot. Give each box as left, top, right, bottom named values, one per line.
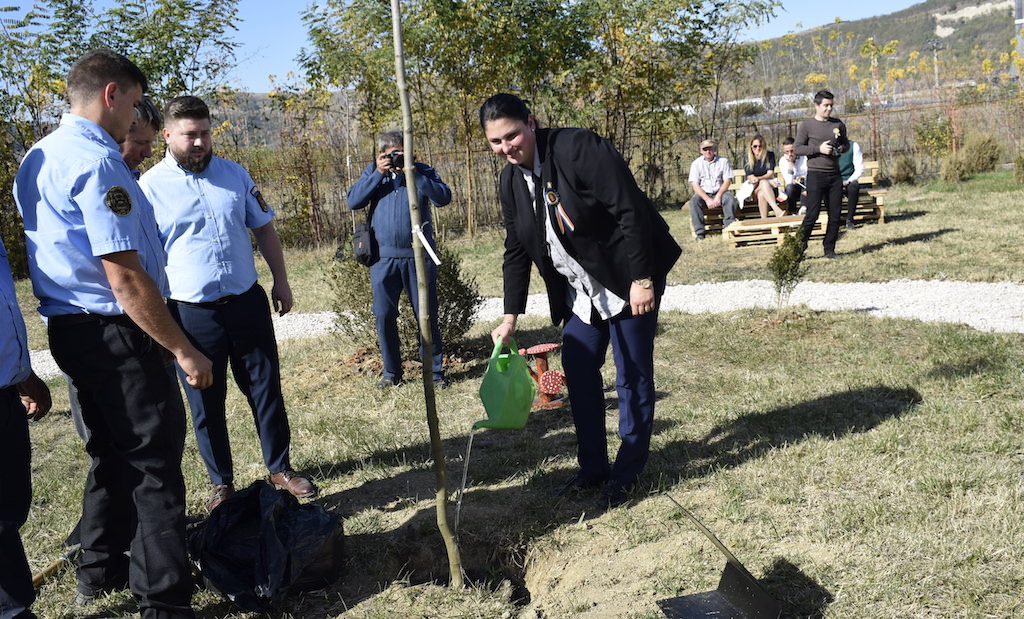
left=648, top=385, right=922, bottom=483
left=855, top=229, right=957, bottom=254
left=882, top=209, right=927, bottom=223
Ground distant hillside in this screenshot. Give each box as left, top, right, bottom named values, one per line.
left=772, top=0, right=1013, bottom=57
left=744, top=0, right=1016, bottom=98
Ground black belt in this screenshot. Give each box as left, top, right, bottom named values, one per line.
left=169, top=293, right=240, bottom=307
left=49, top=313, right=134, bottom=327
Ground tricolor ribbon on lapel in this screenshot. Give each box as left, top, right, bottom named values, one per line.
left=545, top=184, right=574, bottom=234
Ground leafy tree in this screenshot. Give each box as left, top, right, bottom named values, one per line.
left=0, top=0, right=240, bottom=275
left=92, top=0, right=240, bottom=100
left=300, top=0, right=400, bottom=144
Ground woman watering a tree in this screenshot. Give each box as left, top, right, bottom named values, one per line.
left=479, top=93, right=681, bottom=509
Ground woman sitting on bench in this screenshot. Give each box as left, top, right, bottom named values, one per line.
left=743, top=134, right=785, bottom=219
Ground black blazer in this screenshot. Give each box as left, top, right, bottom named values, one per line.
left=498, top=128, right=682, bottom=325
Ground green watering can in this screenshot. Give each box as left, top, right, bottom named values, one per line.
left=475, top=338, right=537, bottom=430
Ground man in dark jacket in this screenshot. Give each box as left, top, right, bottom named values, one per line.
left=347, top=131, right=452, bottom=389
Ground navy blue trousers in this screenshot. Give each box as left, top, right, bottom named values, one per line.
left=560, top=282, right=663, bottom=491
left=169, top=283, right=291, bottom=485
left=0, top=386, right=34, bottom=619
left=50, top=315, right=194, bottom=619
left=370, top=256, right=443, bottom=380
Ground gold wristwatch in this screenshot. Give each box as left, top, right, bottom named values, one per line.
left=633, top=277, right=653, bottom=289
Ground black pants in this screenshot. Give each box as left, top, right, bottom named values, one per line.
left=801, top=169, right=844, bottom=253
left=0, top=386, right=35, bottom=619
left=844, top=180, right=861, bottom=224
left=49, top=315, right=194, bottom=619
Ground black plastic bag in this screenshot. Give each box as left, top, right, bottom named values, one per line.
left=187, top=480, right=344, bottom=611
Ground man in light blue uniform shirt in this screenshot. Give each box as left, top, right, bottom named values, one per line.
left=14, top=49, right=211, bottom=619
left=0, top=238, right=52, bottom=619
left=140, top=95, right=315, bottom=513
left=65, top=95, right=162, bottom=443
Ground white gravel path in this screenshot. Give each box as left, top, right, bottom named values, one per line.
left=28, top=279, right=1024, bottom=379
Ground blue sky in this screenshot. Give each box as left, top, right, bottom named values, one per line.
left=10, top=0, right=923, bottom=92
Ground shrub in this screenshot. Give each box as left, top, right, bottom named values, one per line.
left=730, top=101, right=765, bottom=117
left=890, top=154, right=917, bottom=185
left=1015, top=155, right=1024, bottom=184
left=940, top=152, right=968, bottom=183
left=767, top=231, right=808, bottom=314
left=914, top=115, right=954, bottom=157
left=960, top=133, right=1001, bottom=174
left=845, top=97, right=866, bottom=114
left=328, top=241, right=483, bottom=361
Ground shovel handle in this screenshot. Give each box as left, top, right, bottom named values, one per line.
left=32, top=544, right=80, bottom=589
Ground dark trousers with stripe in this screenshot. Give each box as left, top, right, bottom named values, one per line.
left=169, top=283, right=291, bottom=485
left=560, top=281, right=664, bottom=490
left=49, top=315, right=194, bottom=619
left=0, top=386, right=34, bottom=619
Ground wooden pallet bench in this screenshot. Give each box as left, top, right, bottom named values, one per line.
left=688, top=160, right=887, bottom=244
left=722, top=215, right=821, bottom=248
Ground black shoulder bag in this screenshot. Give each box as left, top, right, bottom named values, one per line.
left=353, top=203, right=378, bottom=267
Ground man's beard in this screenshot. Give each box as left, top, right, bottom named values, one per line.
left=170, top=144, right=213, bottom=173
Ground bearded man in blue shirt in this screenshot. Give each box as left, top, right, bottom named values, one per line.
left=140, top=95, right=316, bottom=513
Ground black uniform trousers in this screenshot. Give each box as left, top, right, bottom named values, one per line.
left=167, top=283, right=291, bottom=485
left=0, top=386, right=34, bottom=619
left=49, top=314, right=194, bottom=619
left=801, top=169, right=844, bottom=253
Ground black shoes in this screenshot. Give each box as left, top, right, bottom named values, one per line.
left=376, top=376, right=402, bottom=389
left=555, top=472, right=633, bottom=509
left=824, top=251, right=838, bottom=259
left=597, top=484, right=631, bottom=509
left=377, top=376, right=449, bottom=389
left=554, top=472, right=608, bottom=496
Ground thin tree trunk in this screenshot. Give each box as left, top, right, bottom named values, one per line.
left=388, top=0, right=463, bottom=588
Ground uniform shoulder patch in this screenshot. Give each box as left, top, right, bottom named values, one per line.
left=250, top=186, right=269, bottom=212
left=104, top=186, right=133, bottom=216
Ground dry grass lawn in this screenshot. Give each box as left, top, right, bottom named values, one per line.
left=16, top=170, right=1024, bottom=618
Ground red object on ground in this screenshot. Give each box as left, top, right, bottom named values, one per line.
left=521, top=343, right=567, bottom=409
left=539, top=370, right=565, bottom=395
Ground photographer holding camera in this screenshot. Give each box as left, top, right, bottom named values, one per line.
left=347, top=130, right=452, bottom=389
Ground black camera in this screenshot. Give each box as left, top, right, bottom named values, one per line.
left=386, top=151, right=405, bottom=169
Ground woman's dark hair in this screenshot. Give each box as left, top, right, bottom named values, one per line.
left=479, top=93, right=533, bottom=129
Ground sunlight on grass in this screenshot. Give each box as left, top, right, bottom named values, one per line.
left=17, top=171, right=1024, bottom=617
